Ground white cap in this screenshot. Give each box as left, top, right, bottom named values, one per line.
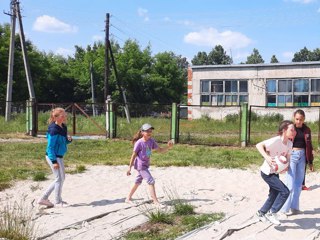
left=141, top=123, right=154, bottom=131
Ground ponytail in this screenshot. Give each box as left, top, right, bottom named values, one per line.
left=132, top=130, right=143, bottom=144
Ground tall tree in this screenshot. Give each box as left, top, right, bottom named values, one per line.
left=270, top=55, right=279, bottom=63
left=292, top=47, right=312, bottom=62
left=208, top=45, right=233, bottom=65
left=246, top=48, right=264, bottom=64
left=191, top=51, right=208, bottom=65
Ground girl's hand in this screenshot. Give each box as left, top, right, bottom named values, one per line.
left=167, top=140, right=174, bottom=148
left=53, top=163, right=59, bottom=169
left=266, top=156, right=275, bottom=167
left=67, top=135, right=72, bottom=141
left=126, top=169, right=131, bottom=176
left=309, top=163, right=314, bottom=172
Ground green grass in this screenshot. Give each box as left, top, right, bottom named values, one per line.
left=124, top=210, right=224, bottom=240
left=1, top=138, right=319, bottom=191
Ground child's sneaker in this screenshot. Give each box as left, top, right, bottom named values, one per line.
left=55, top=201, right=69, bottom=208
left=265, top=211, right=281, bottom=225
left=38, top=199, right=54, bottom=208
left=256, top=210, right=267, bottom=222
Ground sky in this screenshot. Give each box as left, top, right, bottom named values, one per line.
left=0, top=0, right=320, bottom=64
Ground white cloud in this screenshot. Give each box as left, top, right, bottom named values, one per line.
left=184, top=27, right=252, bottom=50
left=286, top=0, right=316, bottom=3
left=282, top=51, right=294, bottom=61
left=92, top=35, right=103, bottom=42
left=137, top=8, right=149, bottom=21
left=55, top=47, right=74, bottom=57
left=33, top=15, right=78, bottom=33
left=317, top=7, right=320, bottom=12
left=177, top=20, right=195, bottom=27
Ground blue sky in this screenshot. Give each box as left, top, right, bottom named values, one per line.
left=0, top=0, right=319, bottom=64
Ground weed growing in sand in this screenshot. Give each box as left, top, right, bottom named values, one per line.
left=0, top=197, right=38, bottom=240
left=66, top=164, right=86, bottom=174
left=32, top=171, right=47, bottom=181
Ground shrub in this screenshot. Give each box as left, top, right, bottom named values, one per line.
left=32, top=172, right=46, bottom=181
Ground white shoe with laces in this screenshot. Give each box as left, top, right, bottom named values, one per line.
left=256, top=210, right=267, bottom=222
left=265, top=211, right=281, bottom=225
left=55, top=201, right=69, bottom=208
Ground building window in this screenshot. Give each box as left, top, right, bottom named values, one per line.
left=200, top=79, right=248, bottom=106
left=267, top=78, right=320, bottom=106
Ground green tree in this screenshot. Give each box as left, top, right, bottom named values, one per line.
left=191, top=51, right=208, bottom=65
left=207, top=45, right=233, bottom=65
left=292, top=47, right=312, bottom=62
left=246, top=48, right=264, bottom=64
left=150, top=51, right=188, bottom=103
left=270, top=55, right=279, bottom=63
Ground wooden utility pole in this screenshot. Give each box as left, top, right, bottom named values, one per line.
left=104, top=13, right=131, bottom=123
left=5, top=0, right=36, bottom=122
left=104, top=13, right=110, bottom=101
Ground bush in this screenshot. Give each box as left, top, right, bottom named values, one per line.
left=32, top=172, right=47, bottom=181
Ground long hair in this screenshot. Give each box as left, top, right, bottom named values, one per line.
left=132, top=130, right=143, bottom=145
left=293, top=109, right=305, bottom=119
left=48, top=107, right=65, bottom=124
left=278, top=120, right=293, bottom=135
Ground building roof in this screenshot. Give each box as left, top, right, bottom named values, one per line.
left=191, top=61, right=320, bottom=70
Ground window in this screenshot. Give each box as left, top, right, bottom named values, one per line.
left=267, top=78, right=320, bottom=107
left=278, top=80, right=292, bottom=92
left=311, top=79, right=320, bottom=92
left=294, top=79, right=308, bottom=92
left=200, top=79, right=248, bottom=105
left=239, top=81, right=248, bottom=92
left=201, top=81, right=209, bottom=92
left=211, top=81, right=223, bottom=92
left=267, top=80, right=276, bottom=93
left=225, top=81, right=238, bottom=93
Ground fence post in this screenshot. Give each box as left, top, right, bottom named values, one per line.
left=240, top=103, right=248, bottom=147
left=171, top=102, right=178, bottom=143
left=106, top=97, right=116, bottom=138
left=30, top=98, right=36, bottom=136
left=25, top=98, right=36, bottom=136
left=26, top=99, right=30, bottom=134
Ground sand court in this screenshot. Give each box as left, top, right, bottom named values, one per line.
left=0, top=165, right=319, bottom=239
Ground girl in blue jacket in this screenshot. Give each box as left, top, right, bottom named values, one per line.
left=38, top=108, right=72, bottom=208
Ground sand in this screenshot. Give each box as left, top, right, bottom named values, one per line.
left=0, top=165, right=319, bottom=240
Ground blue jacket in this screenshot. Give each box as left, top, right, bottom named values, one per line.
left=46, top=122, right=72, bottom=163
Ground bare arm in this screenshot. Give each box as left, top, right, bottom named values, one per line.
left=127, top=151, right=137, bottom=176
left=256, top=142, right=274, bottom=166
left=154, top=140, right=173, bottom=153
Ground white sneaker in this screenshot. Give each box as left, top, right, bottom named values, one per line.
left=256, top=210, right=267, bottom=222
left=265, top=211, right=281, bottom=225
left=55, top=201, right=69, bottom=208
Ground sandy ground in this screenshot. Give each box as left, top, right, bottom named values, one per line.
left=0, top=165, right=320, bottom=240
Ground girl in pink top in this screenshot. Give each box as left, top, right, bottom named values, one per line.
left=126, top=123, right=173, bottom=205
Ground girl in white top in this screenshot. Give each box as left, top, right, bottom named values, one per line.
left=255, top=120, right=296, bottom=225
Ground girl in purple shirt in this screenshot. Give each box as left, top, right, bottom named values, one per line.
left=126, top=123, right=173, bottom=205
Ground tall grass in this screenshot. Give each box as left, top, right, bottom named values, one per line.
left=0, top=197, right=38, bottom=240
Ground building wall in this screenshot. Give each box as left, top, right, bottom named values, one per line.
left=188, top=62, right=320, bottom=120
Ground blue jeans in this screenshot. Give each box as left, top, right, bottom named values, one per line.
left=41, top=156, right=65, bottom=204
left=281, top=149, right=306, bottom=212
left=260, top=171, right=289, bottom=214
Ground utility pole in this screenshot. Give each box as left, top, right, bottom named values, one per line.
left=104, top=13, right=110, bottom=101
left=104, top=13, right=131, bottom=123
left=5, top=0, right=36, bottom=122
left=90, top=62, right=96, bottom=116
left=5, top=0, right=16, bottom=121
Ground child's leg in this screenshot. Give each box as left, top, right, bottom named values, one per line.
left=139, top=169, right=158, bottom=204
left=126, top=183, right=140, bottom=202
left=126, top=173, right=143, bottom=202
left=149, top=184, right=159, bottom=204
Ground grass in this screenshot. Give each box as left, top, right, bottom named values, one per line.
left=0, top=197, right=38, bottom=240
left=124, top=202, right=224, bottom=240
left=0, top=138, right=319, bottom=191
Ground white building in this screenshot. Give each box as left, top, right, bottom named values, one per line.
left=188, top=62, right=320, bottom=121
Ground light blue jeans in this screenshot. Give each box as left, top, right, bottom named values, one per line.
left=41, top=156, right=65, bottom=204
left=281, top=149, right=306, bottom=212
